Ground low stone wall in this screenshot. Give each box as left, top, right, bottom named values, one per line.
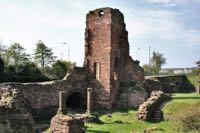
left=145, top=75, right=195, bottom=93
left=0, top=80, right=87, bottom=120
left=137, top=91, right=170, bottom=121
left=116, top=81, right=148, bottom=108
left=50, top=114, right=84, bottom=133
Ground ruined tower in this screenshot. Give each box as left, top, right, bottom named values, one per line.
left=84, top=7, right=144, bottom=109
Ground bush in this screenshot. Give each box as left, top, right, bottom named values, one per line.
left=47, top=60, right=75, bottom=80
left=0, top=63, right=49, bottom=82
left=0, top=58, right=4, bottom=73
left=169, top=103, right=200, bottom=132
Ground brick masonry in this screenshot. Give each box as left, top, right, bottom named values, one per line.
left=84, top=7, right=144, bottom=109
left=50, top=114, right=83, bottom=133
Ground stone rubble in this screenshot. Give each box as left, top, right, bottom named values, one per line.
left=137, top=91, right=171, bottom=121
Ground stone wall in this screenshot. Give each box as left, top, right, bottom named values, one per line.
left=0, top=85, right=36, bottom=133
left=146, top=75, right=195, bottom=93
left=0, top=67, right=88, bottom=120
left=116, top=81, right=148, bottom=108
left=137, top=91, right=170, bottom=121
left=50, top=114, right=84, bottom=133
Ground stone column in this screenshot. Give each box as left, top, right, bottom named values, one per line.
left=57, top=91, right=67, bottom=114
left=86, top=88, right=93, bottom=114
left=198, top=81, right=200, bottom=94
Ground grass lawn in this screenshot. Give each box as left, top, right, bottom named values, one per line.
left=186, top=73, right=200, bottom=89
left=85, top=93, right=200, bottom=133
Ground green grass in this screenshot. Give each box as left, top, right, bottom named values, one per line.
left=86, top=110, right=178, bottom=133
left=164, top=93, right=200, bottom=120
left=186, top=73, right=200, bottom=88
left=86, top=93, right=200, bottom=133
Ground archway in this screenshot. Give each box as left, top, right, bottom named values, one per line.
left=65, top=92, right=86, bottom=112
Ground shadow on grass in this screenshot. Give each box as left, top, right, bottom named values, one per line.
left=147, top=119, right=164, bottom=123
left=86, top=130, right=110, bottom=133
left=95, top=107, right=137, bottom=116
left=173, top=97, right=200, bottom=100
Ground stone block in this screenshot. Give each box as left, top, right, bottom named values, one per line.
left=50, top=114, right=84, bottom=133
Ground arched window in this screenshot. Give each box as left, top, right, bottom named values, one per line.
left=66, top=92, right=86, bottom=111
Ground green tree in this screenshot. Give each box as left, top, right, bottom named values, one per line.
left=196, top=60, right=200, bottom=68
left=51, top=60, right=75, bottom=79
left=34, top=40, right=56, bottom=68
left=5, top=43, right=30, bottom=66
left=193, top=60, right=200, bottom=75
left=0, top=44, right=7, bottom=60
left=142, top=51, right=166, bottom=75
left=150, top=51, right=166, bottom=75
left=142, top=64, right=153, bottom=76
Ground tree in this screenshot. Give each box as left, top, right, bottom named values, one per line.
left=142, top=51, right=166, bottom=75
left=196, top=60, right=200, bottom=68
left=193, top=60, right=200, bottom=75
left=142, top=64, right=153, bottom=76
left=34, top=40, right=56, bottom=68
left=0, top=43, right=7, bottom=60
left=5, top=43, right=30, bottom=66
left=150, top=51, right=166, bottom=75
left=51, top=60, right=75, bottom=79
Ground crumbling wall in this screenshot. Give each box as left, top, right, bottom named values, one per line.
left=50, top=114, right=84, bottom=133
left=84, top=8, right=113, bottom=109
left=116, top=81, right=148, bottom=108
left=137, top=91, right=171, bottom=121
left=0, top=67, right=88, bottom=120
left=84, top=7, right=145, bottom=109
left=146, top=75, right=195, bottom=93
left=124, top=58, right=144, bottom=81
left=0, top=86, right=36, bottom=133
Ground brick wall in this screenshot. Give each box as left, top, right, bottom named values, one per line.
left=84, top=7, right=144, bottom=109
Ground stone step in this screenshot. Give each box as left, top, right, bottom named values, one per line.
left=153, top=109, right=163, bottom=121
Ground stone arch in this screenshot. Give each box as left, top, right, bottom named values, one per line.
left=65, top=91, right=86, bottom=111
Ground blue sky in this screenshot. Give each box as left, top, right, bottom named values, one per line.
left=0, top=0, right=199, bottom=68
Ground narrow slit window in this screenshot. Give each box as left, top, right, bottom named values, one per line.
left=94, top=62, right=100, bottom=80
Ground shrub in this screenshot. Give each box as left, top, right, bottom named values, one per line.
left=47, top=60, right=75, bottom=79
left=0, top=58, right=4, bottom=73
left=169, top=102, right=200, bottom=132
left=0, top=63, right=49, bottom=82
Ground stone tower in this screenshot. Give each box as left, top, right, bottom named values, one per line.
left=84, top=7, right=144, bottom=109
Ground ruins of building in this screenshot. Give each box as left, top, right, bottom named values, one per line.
left=84, top=7, right=144, bottom=109
left=0, top=7, right=147, bottom=132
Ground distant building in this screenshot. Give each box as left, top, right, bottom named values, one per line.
left=159, top=67, right=196, bottom=75
left=173, top=67, right=196, bottom=75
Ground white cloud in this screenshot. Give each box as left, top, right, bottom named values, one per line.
left=183, top=30, right=200, bottom=46
left=126, top=9, right=181, bottom=40
left=146, top=0, right=172, bottom=4
left=146, top=0, right=200, bottom=5
left=124, top=8, right=200, bottom=47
